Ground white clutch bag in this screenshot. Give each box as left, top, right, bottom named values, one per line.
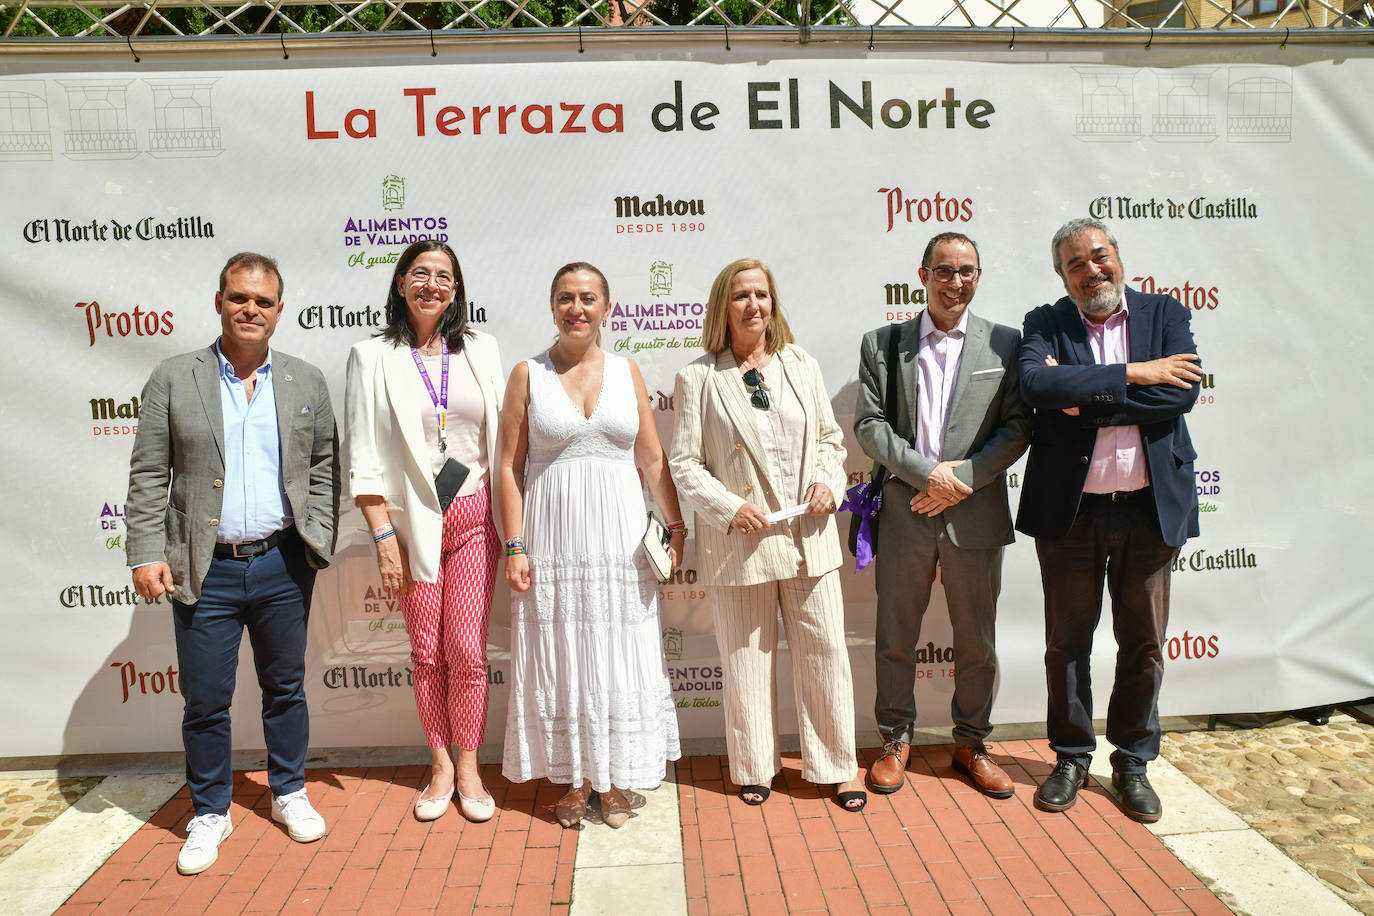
left=640, top=512, right=672, bottom=583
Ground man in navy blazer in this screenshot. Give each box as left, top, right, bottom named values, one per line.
left=1016, top=218, right=1202, bottom=823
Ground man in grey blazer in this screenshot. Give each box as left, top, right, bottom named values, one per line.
left=126, top=252, right=339, bottom=875
left=854, top=233, right=1031, bottom=798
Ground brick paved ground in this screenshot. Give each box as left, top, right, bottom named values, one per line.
left=679, top=741, right=1233, bottom=915
left=44, top=731, right=1363, bottom=914
left=52, top=764, right=575, bottom=915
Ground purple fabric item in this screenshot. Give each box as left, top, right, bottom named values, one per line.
left=841, top=481, right=883, bottom=571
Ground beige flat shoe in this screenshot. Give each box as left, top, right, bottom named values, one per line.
left=414, top=784, right=454, bottom=822
left=457, top=787, right=496, bottom=823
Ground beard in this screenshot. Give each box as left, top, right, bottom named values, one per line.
left=1072, top=273, right=1125, bottom=317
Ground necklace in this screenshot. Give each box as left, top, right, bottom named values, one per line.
left=735, top=348, right=771, bottom=373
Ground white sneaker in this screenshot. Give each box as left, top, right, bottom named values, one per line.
left=177, top=813, right=232, bottom=875
left=271, top=788, right=327, bottom=842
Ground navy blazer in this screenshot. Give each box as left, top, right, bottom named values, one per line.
left=1014, top=288, right=1200, bottom=548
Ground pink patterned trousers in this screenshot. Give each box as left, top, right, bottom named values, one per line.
left=398, top=486, right=500, bottom=750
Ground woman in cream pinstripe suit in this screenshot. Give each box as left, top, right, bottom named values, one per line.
left=669, top=258, right=866, bottom=811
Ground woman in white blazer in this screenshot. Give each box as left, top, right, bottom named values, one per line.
left=668, top=258, right=866, bottom=812
left=344, top=240, right=504, bottom=824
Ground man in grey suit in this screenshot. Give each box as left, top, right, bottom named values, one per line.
left=855, top=232, right=1031, bottom=797
left=127, top=252, right=339, bottom=875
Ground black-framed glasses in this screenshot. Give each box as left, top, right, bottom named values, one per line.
left=927, top=265, right=981, bottom=283
left=742, top=368, right=770, bottom=410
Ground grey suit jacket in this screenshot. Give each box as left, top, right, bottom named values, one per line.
left=854, top=313, right=1031, bottom=550
left=126, top=344, right=341, bottom=603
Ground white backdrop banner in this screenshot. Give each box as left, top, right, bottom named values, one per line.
left=2, top=41, right=1371, bottom=756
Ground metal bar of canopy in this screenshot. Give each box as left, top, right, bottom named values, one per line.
left=0, top=23, right=1370, bottom=54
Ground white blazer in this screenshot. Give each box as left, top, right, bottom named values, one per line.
left=344, top=331, right=504, bottom=583
left=669, top=344, right=848, bottom=588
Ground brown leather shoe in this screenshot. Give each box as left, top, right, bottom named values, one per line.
left=868, top=740, right=910, bottom=794
left=951, top=744, right=1014, bottom=799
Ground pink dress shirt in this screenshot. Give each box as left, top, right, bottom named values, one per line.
left=1081, top=303, right=1149, bottom=494
left=915, top=310, right=967, bottom=462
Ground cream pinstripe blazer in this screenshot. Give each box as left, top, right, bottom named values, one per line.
left=669, top=344, right=848, bottom=588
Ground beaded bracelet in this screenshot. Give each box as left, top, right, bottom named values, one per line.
left=505, top=544, right=527, bottom=557
left=666, top=520, right=687, bottom=537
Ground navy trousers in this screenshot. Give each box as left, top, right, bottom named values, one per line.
left=172, top=527, right=316, bottom=815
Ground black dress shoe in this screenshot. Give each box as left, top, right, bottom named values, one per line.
left=1112, top=772, right=1161, bottom=823
left=1034, top=760, right=1088, bottom=812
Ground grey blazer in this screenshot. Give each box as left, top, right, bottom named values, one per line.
left=853, top=313, right=1031, bottom=550
left=126, top=344, right=341, bottom=603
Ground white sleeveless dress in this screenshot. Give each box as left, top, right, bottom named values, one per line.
left=501, top=351, right=681, bottom=792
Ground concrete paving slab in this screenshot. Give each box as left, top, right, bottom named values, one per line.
left=1086, top=753, right=1248, bottom=835
left=0, top=772, right=182, bottom=916
left=570, top=862, right=687, bottom=916
left=575, top=778, right=683, bottom=869
left=3, top=887, right=70, bottom=916
left=1163, top=829, right=1359, bottom=916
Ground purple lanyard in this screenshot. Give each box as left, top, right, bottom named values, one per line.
left=411, top=337, right=449, bottom=454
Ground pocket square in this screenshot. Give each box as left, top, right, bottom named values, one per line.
left=300, top=406, right=312, bottom=414
left=971, top=368, right=1005, bottom=377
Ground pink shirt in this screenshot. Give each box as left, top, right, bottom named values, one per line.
left=915, top=310, right=967, bottom=462
left=1081, top=303, right=1149, bottom=493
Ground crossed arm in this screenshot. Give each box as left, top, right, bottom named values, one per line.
left=1018, top=300, right=1202, bottom=427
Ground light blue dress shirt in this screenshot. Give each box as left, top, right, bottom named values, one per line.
left=214, top=340, right=293, bottom=543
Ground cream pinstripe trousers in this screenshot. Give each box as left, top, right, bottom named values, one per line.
left=707, top=569, right=859, bottom=786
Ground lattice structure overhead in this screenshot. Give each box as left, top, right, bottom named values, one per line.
left=1, top=0, right=1370, bottom=39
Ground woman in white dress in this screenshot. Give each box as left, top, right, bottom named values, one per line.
left=497, top=261, right=685, bottom=829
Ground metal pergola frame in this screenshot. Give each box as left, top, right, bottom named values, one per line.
left=1, top=0, right=1370, bottom=50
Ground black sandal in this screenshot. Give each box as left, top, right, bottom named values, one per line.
left=836, top=789, right=868, bottom=812
left=740, top=785, right=771, bottom=806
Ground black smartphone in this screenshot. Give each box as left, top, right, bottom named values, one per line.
left=435, top=458, right=470, bottom=512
